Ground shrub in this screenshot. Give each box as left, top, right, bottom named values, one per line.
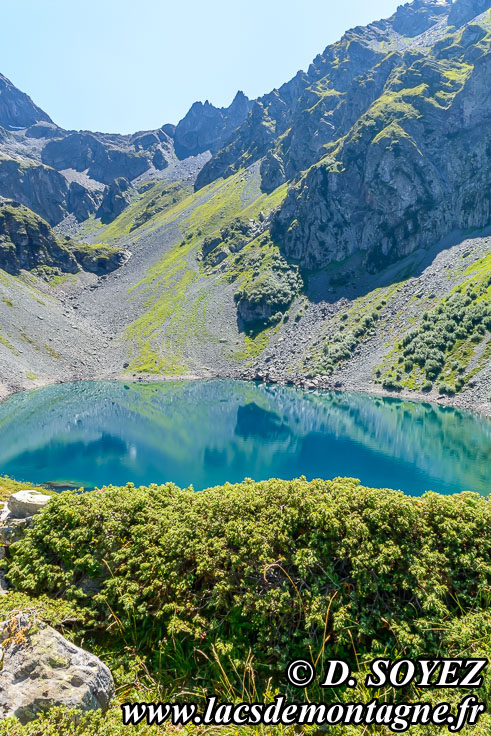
left=438, top=381, right=456, bottom=395
left=382, top=377, right=402, bottom=390
left=234, top=267, right=302, bottom=327
left=8, top=477, right=489, bottom=698
left=387, top=286, right=490, bottom=391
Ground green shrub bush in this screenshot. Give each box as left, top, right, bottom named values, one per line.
left=395, top=287, right=490, bottom=389
left=7, top=478, right=490, bottom=695
left=234, top=267, right=301, bottom=326
left=318, top=311, right=381, bottom=374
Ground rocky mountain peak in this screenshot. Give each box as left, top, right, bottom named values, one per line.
left=0, top=74, right=52, bottom=129
left=174, top=91, right=253, bottom=159
left=389, top=0, right=451, bottom=36
left=448, top=0, right=491, bottom=25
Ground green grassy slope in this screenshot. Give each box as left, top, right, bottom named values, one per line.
left=304, top=251, right=490, bottom=396
left=90, top=167, right=292, bottom=374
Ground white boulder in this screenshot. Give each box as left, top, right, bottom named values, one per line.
left=7, top=490, right=51, bottom=519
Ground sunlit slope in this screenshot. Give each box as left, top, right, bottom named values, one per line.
left=88, top=161, right=489, bottom=412
left=0, top=267, right=107, bottom=394
left=92, top=164, right=290, bottom=374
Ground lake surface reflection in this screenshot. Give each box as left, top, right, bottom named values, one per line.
left=0, top=380, right=489, bottom=495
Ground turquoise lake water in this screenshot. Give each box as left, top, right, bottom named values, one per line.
left=0, top=380, right=489, bottom=495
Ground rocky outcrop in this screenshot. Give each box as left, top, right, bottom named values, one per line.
left=0, top=201, right=128, bottom=276
left=448, top=0, right=490, bottom=26
left=195, top=100, right=279, bottom=190
left=97, top=177, right=133, bottom=223
left=202, top=217, right=262, bottom=261
left=7, top=490, right=51, bottom=518
left=195, top=0, right=490, bottom=197
left=0, top=156, right=103, bottom=226
left=234, top=266, right=302, bottom=328
left=0, top=202, right=78, bottom=274
left=67, top=181, right=103, bottom=222
left=388, top=0, right=451, bottom=37
left=0, top=159, right=72, bottom=226
left=272, top=23, right=491, bottom=271
left=25, top=122, right=63, bottom=140
left=0, top=74, right=52, bottom=129
left=174, top=91, right=252, bottom=159
left=42, top=132, right=151, bottom=185
left=0, top=490, right=51, bottom=549
left=0, top=509, right=33, bottom=547
left=0, top=613, right=114, bottom=724
left=70, top=243, right=130, bottom=275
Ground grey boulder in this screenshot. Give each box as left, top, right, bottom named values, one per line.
left=0, top=512, right=32, bottom=546
left=0, top=614, right=115, bottom=724
left=7, top=490, right=52, bottom=518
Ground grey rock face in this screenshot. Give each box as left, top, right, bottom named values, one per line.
left=0, top=159, right=71, bottom=226
left=448, top=0, right=490, bottom=26
left=0, top=490, right=51, bottom=548
left=97, top=177, right=133, bottom=223
left=390, top=0, right=451, bottom=37
left=152, top=147, right=168, bottom=170
left=0, top=614, right=115, bottom=724
left=42, top=132, right=150, bottom=185
left=195, top=100, right=278, bottom=190
left=0, top=573, right=8, bottom=596
left=195, top=0, right=491, bottom=200
left=71, top=244, right=130, bottom=276
left=7, top=490, right=51, bottom=519
left=260, top=153, right=286, bottom=193
left=0, top=157, right=101, bottom=226
left=174, top=90, right=252, bottom=159
left=0, top=74, right=52, bottom=129
left=0, top=511, right=32, bottom=546
left=272, top=32, right=491, bottom=272
left=25, top=122, right=63, bottom=140
left=235, top=295, right=283, bottom=326
left=0, top=201, right=79, bottom=274
left=67, top=181, right=103, bottom=222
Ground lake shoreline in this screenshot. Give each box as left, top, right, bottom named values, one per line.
left=1, top=376, right=489, bottom=497
left=1, top=368, right=490, bottom=419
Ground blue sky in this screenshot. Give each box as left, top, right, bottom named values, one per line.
left=1, top=0, right=402, bottom=133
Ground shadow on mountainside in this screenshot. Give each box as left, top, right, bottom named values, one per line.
left=302, top=224, right=491, bottom=305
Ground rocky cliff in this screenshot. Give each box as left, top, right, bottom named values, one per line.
left=272, top=20, right=491, bottom=270
left=0, top=200, right=126, bottom=276
left=0, top=201, right=78, bottom=274
left=0, top=83, right=178, bottom=226
left=197, top=0, right=490, bottom=196
left=174, top=91, right=253, bottom=159
left=0, top=81, right=250, bottom=227
left=191, top=0, right=490, bottom=274
left=0, top=74, right=52, bottom=129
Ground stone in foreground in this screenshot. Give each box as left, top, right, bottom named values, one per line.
left=0, top=613, right=115, bottom=723
left=7, top=490, right=52, bottom=518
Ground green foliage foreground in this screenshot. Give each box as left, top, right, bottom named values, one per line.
left=2, top=478, right=490, bottom=734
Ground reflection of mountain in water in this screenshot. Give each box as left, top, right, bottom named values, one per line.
left=235, top=403, right=292, bottom=442
left=261, top=387, right=491, bottom=493
left=0, top=380, right=488, bottom=494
